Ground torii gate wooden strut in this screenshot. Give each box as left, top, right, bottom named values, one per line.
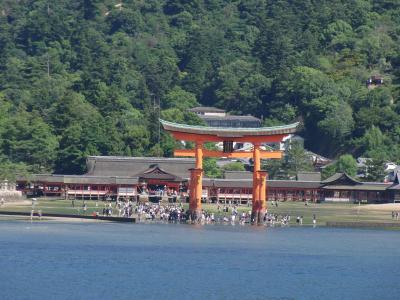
left=160, top=119, right=299, bottom=224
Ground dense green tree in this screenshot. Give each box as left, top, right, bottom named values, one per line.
left=262, top=159, right=286, bottom=180
left=283, top=141, right=314, bottom=178
left=335, top=154, right=358, bottom=177
left=322, top=163, right=337, bottom=180
left=203, top=158, right=223, bottom=178
left=215, top=60, right=271, bottom=115
left=355, top=126, right=390, bottom=160
left=319, top=101, right=354, bottom=138
left=0, top=156, right=31, bottom=182
left=1, top=106, right=58, bottom=172
left=163, top=86, right=198, bottom=110
left=0, top=0, right=399, bottom=176
left=365, top=157, right=386, bottom=182
left=55, top=123, right=91, bottom=174
left=222, top=162, right=246, bottom=172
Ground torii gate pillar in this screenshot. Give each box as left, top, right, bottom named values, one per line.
left=254, top=170, right=268, bottom=224
left=188, top=142, right=203, bottom=220
left=251, top=144, right=268, bottom=224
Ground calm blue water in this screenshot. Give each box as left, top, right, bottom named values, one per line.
left=0, top=221, right=399, bottom=300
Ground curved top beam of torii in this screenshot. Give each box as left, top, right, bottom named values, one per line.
left=159, top=119, right=300, bottom=143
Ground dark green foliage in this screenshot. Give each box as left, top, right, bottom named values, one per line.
left=322, top=154, right=358, bottom=179
left=203, top=158, right=223, bottom=178
left=283, top=142, right=314, bottom=178
left=365, top=157, right=386, bottom=182
left=222, top=162, right=246, bottom=172
left=263, top=141, right=314, bottom=180
left=0, top=0, right=399, bottom=177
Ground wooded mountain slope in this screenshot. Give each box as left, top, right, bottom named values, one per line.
left=0, top=0, right=399, bottom=176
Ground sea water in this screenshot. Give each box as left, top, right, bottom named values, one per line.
left=0, top=221, right=399, bottom=300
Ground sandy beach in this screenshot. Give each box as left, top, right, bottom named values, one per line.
left=2, top=200, right=31, bottom=207
left=0, top=214, right=109, bottom=223
left=358, top=203, right=400, bottom=211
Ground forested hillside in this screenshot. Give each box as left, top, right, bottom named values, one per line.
left=0, top=0, right=399, bottom=177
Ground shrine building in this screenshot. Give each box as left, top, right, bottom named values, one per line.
left=17, top=157, right=396, bottom=204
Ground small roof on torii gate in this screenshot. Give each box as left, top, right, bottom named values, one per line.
left=160, top=119, right=299, bottom=143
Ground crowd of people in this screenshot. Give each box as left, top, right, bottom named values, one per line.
left=71, top=199, right=321, bottom=226
left=136, top=203, right=186, bottom=222
left=131, top=202, right=318, bottom=226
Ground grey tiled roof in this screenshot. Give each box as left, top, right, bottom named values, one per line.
left=29, top=174, right=139, bottom=185
left=297, top=172, right=321, bottom=182
left=203, top=178, right=321, bottom=189
left=321, top=173, right=361, bottom=184
left=224, top=171, right=253, bottom=180
left=188, top=107, right=226, bottom=113
left=322, top=184, right=390, bottom=191
left=86, top=156, right=195, bottom=179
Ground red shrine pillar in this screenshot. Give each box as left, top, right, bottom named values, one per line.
left=252, top=143, right=261, bottom=223
left=189, top=142, right=203, bottom=220
left=257, top=171, right=268, bottom=224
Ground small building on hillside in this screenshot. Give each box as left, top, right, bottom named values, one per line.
left=366, top=75, right=383, bottom=89
left=200, top=115, right=261, bottom=128
left=280, top=134, right=305, bottom=150
left=188, top=106, right=261, bottom=128
left=188, top=106, right=226, bottom=117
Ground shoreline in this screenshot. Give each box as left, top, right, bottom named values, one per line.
left=2, top=200, right=400, bottom=229
left=0, top=211, right=135, bottom=223
left=1, top=211, right=400, bottom=229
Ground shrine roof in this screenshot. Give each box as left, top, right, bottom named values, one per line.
left=188, top=106, right=225, bottom=113
left=160, top=119, right=299, bottom=137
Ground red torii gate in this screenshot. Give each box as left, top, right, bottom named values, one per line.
left=160, top=119, right=299, bottom=224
